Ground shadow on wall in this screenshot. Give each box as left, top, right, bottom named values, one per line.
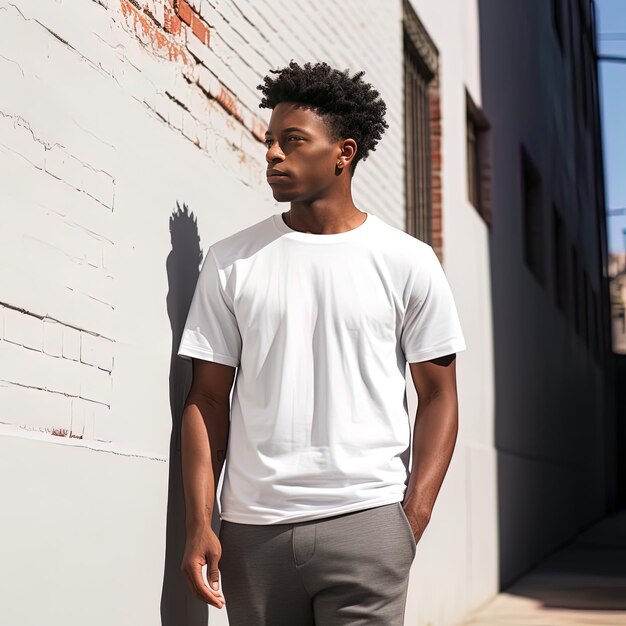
left=160, top=202, right=223, bottom=625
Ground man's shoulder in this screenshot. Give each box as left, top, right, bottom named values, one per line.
left=369, top=214, right=432, bottom=261
left=210, top=214, right=277, bottom=267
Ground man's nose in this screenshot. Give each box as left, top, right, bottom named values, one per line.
left=266, top=142, right=285, bottom=162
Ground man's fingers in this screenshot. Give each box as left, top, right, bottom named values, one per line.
left=208, top=562, right=222, bottom=589
left=183, top=562, right=225, bottom=608
left=185, top=567, right=225, bottom=608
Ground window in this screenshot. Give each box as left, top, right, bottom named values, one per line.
left=466, top=90, right=491, bottom=226
left=521, top=146, right=545, bottom=285
left=403, top=0, right=440, bottom=254
left=404, top=43, right=432, bottom=245
left=552, top=204, right=568, bottom=312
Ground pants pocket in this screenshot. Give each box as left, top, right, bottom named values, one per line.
left=397, top=502, right=417, bottom=555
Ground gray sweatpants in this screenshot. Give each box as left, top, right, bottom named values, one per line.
left=217, top=501, right=417, bottom=625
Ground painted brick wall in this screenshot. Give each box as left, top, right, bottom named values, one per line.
left=0, top=0, right=403, bottom=458
left=0, top=3, right=405, bottom=622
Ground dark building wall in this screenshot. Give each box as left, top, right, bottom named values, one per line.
left=477, top=0, right=615, bottom=587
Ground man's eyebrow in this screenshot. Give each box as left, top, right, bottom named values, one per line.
left=264, top=126, right=308, bottom=137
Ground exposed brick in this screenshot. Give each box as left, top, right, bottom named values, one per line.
left=164, top=8, right=182, bottom=36
left=215, top=86, right=242, bottom=122
left=191, top=15, right=209, bottom=45
left=120, top=0, right=190, bottom=64
left=251, top=118, right=268, bottom=144
left=177, top=0, right=193, bottom=26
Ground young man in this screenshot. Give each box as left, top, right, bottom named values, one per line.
left=178, top=61, right=466, bottom=625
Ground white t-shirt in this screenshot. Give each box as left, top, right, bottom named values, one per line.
left=178, top=211, right=466, bottom=524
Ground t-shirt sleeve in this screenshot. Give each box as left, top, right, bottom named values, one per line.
left=400, top=245, right=467, bottom=363
left=177, top=246, right=242, bottom=367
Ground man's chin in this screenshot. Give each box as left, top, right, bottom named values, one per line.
left=271, top=190, right=296, bottom=202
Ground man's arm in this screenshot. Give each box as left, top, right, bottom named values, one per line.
left=180, top=358, right=236, bottom=609
left=402, top=353, right=459, bottom=544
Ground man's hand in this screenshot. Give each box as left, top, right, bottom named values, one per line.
left=180, top=525, right=226, bottom=609
left=402, top=503, right=431, bottom=546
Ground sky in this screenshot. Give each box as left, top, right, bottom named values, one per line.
left=596, top=0, right=626, bottom=254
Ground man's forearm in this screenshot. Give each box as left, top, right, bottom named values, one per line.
left=180, top=396, right=230, bottom=530
left=402, top=391, right=459, bottom=519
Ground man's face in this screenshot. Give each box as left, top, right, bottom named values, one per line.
left=265, top=101, right=346, bottom=202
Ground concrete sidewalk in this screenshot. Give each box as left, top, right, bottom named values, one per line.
left=457, top=510, right=626, bottom=626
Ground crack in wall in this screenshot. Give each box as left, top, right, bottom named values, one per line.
left=0, top=380, right=111, bottom=406
left=0, top=302, right=115, bottom=342
left=0, top=426, right=166, bottom=461
left=0, top=53, right=25, bottom=76
left=0, top=109, right=65, bottom=153
left=7, top=2, right=112, bottom=80
left=165, top=90, right=190, bottom=112
left=64, top=286, right=115, bottom=311
left=0, top=106, right=116, bottom=211
left=63, top=218, right=115, bottom=246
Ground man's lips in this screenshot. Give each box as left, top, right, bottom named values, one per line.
left=267, top=170, right=291, bottom=183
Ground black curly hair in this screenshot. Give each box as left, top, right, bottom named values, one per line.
left=256, top=60, right=389, bottom=176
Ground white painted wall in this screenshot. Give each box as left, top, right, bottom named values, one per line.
left=401, top=2, right=499, bottom=623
